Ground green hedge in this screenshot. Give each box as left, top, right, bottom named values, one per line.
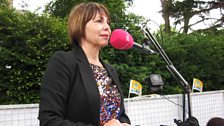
left=0, top=6, right=224, bottom=104
left=0, top=7, right=69, bottom=104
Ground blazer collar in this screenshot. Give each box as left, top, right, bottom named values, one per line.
left=72, top=45, right=100, bottom=124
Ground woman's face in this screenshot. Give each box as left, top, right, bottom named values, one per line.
left=83, top=12, right=111, bottom=48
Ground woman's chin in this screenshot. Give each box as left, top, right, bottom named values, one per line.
left=99, top=41, right=109, bottom=47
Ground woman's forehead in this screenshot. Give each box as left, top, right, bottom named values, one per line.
left=93, top=12, right=109, bottom=19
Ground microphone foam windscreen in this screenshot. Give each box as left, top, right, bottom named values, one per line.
left=109, top=29, right=134, bottom=50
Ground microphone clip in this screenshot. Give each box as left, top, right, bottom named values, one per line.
left=141, top=41, right=158, bottom=55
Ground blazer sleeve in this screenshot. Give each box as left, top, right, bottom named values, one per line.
left=38, top=51, right=95, bottom=126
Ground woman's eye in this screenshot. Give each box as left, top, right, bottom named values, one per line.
left=96, top=19, right=102, bottom=22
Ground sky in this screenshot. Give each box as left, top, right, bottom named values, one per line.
left=13, top=0, right=163, bottom=31
left=13, top=0, right=52, bottom=13
left=13, top=0, right=221, bottom=32
left=126, top=0, right=163, bottom=31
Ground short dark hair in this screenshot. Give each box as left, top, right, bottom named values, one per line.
left=206, top=117, right=224, bottom=126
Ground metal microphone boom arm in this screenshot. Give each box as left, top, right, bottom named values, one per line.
left=143, top=28, right=199, bottom=126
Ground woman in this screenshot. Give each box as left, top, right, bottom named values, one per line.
left=38, top=2, right=131, bottom=126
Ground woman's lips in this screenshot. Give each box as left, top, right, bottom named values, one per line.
left=100, top=34, right=109, bottom=39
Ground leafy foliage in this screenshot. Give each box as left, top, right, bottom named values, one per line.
left=0, top=0, right=10, bottom=7
left=0, top=6, right=69, bottom=104
left=0, top=1, right=224, bottom=104
left=45, top=0, right=133, bottom=19
left=161, top=31, right=224, bottom=92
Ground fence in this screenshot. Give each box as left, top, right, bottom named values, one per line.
left=126, top=90, right=224, bottom=126
left=0, top=104, right=39, bottom=126
left=0, top=90, right=224, bottom=126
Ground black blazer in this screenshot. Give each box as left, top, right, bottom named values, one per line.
left=38, top=45, right=130, bottom=126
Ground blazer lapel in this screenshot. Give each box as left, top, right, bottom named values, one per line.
left=72, top=46, right=100, bottom=124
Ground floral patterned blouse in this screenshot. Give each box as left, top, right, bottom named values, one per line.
left=90, top=63, right=121, bottom=125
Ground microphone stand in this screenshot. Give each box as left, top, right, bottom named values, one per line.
left=143, top=28, right=199, bottom=126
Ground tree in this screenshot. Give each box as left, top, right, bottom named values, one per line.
left=45, top=0, right=84, bottom=18
left=0, top=6, right=69, bottom=104
left=160, top=0, right=224, bottom=34
left=0, top=0, right=13, bottom=7
left=45, top=0, right=133, bottom=19
left=160, top=0, right=172, bottom=34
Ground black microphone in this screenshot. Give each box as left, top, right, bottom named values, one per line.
left=109, top=29, right=158, bottom=54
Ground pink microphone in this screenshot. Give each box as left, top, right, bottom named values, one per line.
left=110, top=29, right=134, bottom=50
left=109, top=29, right=157, bottom=54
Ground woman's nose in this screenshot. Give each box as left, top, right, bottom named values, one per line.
left=103, top=22, right=110, bottom=31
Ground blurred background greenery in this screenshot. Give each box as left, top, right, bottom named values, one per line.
left=0, top=0, right=224, bottom=104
